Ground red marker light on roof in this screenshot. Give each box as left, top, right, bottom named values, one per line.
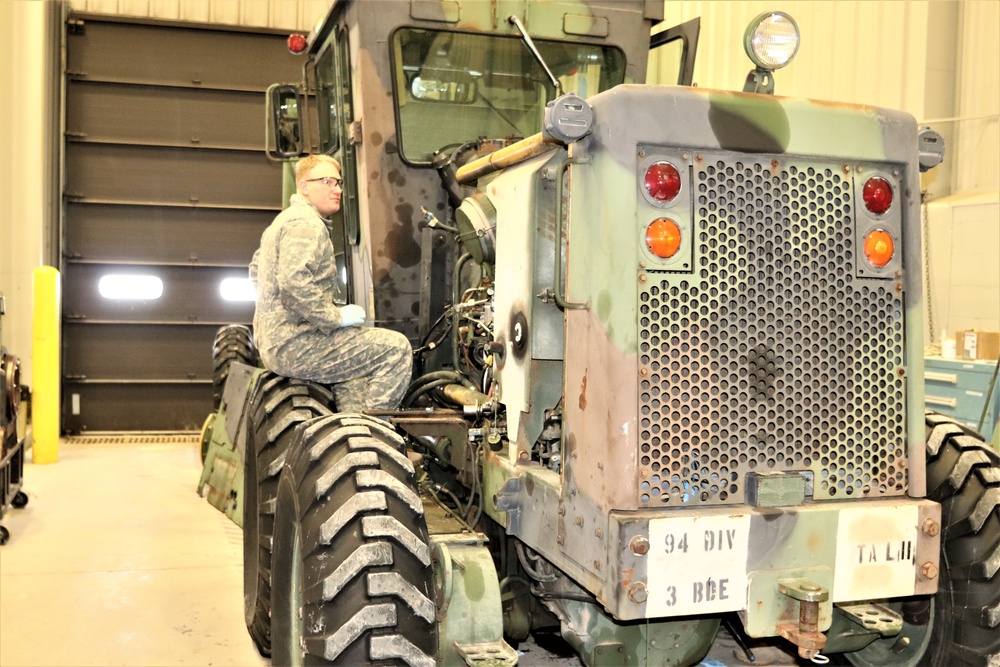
left=287, top=34, right=308, bottom=54
left=863, top=176, right=893, bottom=215
left=644, top=162, right=681, bottom=202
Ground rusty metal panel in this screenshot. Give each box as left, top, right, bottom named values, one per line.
left=66, top=80, right=267, bottom=149
left=65, top=142, right=284, bottom=208
left=64, top=322, right=219, bottom=381
left=62, top=382, right=213, bottom=432
left=66, top=16, right=302, bottom=90
left=63, top=263, right=256, bottom=324
left=65, top=202, right=272, bottom=265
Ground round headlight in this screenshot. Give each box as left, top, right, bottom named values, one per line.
left=744, top=12, right=800, bottom=71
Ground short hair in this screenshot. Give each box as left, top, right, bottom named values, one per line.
left=295, top=154, right=341, bottom=183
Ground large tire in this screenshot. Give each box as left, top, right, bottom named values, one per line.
left=213, top=325, right=258, bottom=409
left=244, top=374, right=334, bottom=657
left=271, top=413, right=437, bottom=666
left=846, top=413, right=1000, bottom=667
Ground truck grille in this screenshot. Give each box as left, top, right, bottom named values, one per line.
left=637, top=157, right=907, bottom=506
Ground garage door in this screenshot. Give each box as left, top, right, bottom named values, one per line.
left=62, top=15, right=302, bottom=431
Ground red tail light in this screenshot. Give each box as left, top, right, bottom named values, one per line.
left=644, top=162, right=681, bottom=202
left=863, top=177, right=893, bottom=215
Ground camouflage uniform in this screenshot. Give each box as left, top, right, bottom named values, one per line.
left=250, top=194, right=412, bottom=411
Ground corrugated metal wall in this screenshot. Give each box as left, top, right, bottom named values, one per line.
left=653, top=1, right=929, bottom=114
left=955, top=0, right=999, bottom=193
left=67, top=0, right=332, bottom=31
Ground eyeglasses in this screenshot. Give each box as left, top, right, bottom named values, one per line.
left=304, top=176, right=342, bottom=188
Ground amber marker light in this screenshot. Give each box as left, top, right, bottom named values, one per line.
left=863, top=176, right=893, bottom=215
left=646, top=218, right=682, bottom=259
left=864, top=229, right=895, bottom=268
left=644, top=162, right=681, bottom=202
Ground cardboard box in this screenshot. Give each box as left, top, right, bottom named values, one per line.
left=957, top=330, right=1000, bottom=360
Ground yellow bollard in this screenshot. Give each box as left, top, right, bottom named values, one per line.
left=32, top=266, right=60, bottom=463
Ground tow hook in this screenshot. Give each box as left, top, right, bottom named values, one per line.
left=775, top=579, right=829, bottom=660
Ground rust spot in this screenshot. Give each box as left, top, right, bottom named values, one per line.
left=579, top=372, right=588, bottom=410
left=387, top=169, right=406, bottom=187
left=386, top=204, right=421, bottom=268
left=370, top=132, right=383, bottom=147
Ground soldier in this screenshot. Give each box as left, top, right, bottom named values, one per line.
left=249, top=154, right=412, bottom=411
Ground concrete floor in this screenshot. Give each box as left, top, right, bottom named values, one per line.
left=0, top=436, right=798, bottom=667
left=0, top=436, right=267, bottom=667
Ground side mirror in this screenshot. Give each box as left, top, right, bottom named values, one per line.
left=266, top=84, right=305, bottom=160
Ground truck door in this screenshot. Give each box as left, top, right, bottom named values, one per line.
left=649, top=16, right=700, bottom=86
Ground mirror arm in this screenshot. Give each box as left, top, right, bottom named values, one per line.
left=302, top=58, right=316, bottom=155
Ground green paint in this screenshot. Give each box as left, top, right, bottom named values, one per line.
left=597, top=289, right=612, bottom=321
left=464, top=561, right=486, bottom=601
left=708, top=92, right=791, bottom=153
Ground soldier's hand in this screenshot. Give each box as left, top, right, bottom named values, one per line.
left=339, top=304, right=366, bottom=327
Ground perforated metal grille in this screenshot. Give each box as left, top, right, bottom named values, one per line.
left=637, top=158, right=907, bottom=506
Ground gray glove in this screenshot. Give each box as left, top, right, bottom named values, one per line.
left=339, top=304, right=366, bottom=328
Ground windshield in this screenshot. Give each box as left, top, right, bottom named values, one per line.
left=392, top=28, right=625, bottom=164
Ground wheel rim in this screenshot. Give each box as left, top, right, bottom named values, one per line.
left=289, top=522, right=304, bottom=667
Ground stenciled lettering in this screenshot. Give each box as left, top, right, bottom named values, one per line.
left=856, top=540, right=915, bottom=565
left=692, top=577, right=730, bottom=603
left=704, top=528, right=737, bottom=552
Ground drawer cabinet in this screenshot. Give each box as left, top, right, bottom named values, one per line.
left=924, top=357, right=1000, bottom=436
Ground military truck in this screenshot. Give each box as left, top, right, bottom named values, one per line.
left=198, top=1, right=1000, bottom=665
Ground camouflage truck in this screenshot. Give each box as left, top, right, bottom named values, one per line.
left=198, top=1, right=1000, bottom=665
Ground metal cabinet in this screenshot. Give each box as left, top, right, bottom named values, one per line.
left=924, top=357, right=1000, bottom=436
